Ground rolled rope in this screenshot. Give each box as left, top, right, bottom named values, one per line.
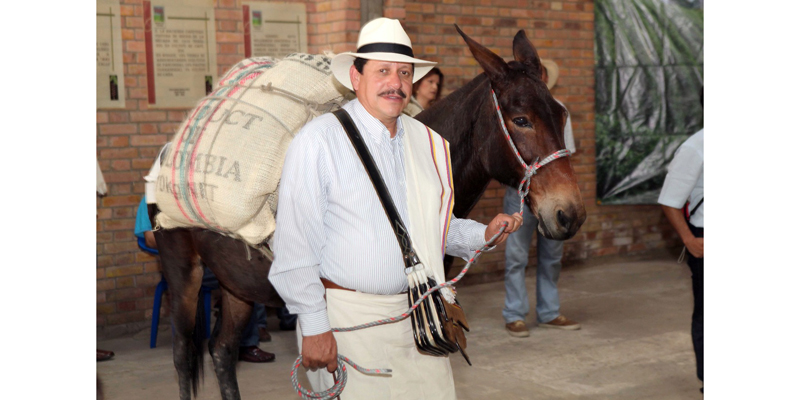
left=291, top=354, right=391, bottom=400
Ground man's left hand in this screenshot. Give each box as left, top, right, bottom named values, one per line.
left=485, top=213, right=523, bottom=245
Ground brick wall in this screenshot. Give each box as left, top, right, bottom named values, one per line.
left=96, top=0, right=680, bottom=337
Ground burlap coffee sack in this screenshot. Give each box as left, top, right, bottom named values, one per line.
left=156, top=54, right=346, bottom=247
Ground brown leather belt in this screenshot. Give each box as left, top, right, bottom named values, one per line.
left=320, top=278, right=408, bottom=294
left=320, top=278, right=355, bottom=292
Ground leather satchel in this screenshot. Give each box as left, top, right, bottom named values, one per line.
left=333, top=109, right=471, bottom=365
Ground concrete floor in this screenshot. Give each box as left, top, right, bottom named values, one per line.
left=97, top=251, right=703, bottom=399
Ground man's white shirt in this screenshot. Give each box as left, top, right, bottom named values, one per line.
left=269, top=99, right=487, bottom=336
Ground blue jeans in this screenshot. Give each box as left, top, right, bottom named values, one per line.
left=502, top=186, right=564, bottom=324
left=277, top=306, right=298, bottom=330
left=202, top=266, right=263, bottom=347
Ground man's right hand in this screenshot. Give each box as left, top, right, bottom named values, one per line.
left=661, top=205, right=703, bottom=259
left=684, top=236, right=704, bottom=258
left=302, top=331, right=338, bottom=373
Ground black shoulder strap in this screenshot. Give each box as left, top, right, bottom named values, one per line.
left=332, top=109, right=421, bottom=270
left=689, top=198, right=704, bottom=217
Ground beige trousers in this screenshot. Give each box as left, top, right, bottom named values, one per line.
left=298, top=289, right=456, bottom=399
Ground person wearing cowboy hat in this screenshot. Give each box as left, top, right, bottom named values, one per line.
left=269, top=17, right=522, bottom=398
left=501, top=59, right=580, bottom=338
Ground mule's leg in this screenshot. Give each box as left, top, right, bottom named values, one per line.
left=208, top=288, right=253, bottom=400
left=155, top=228, right=205, bottom=400
left=189, top=229, right=283, bottom=399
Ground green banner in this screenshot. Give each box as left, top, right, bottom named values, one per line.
left=594, top=0, right=703, bottom=205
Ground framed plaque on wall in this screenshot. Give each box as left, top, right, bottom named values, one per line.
left=243, top=2, right=307, bottom=58
left=143, top=0, right=217, bottom=108
left=96, top=0, right=126, bottom=109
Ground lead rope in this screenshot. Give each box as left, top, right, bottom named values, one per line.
left=290, top=89, right=572, bottom=400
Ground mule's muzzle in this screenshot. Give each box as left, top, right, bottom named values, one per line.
left=538, top=204, right=586, bottom=241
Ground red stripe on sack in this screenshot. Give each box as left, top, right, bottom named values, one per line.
left=186, top=99, right=230, bottom=228
left=224, top=60, right=270, bottom=88
left=170, top=101, right=210, bottom=223
left=240, top=71, right=261, bottom=85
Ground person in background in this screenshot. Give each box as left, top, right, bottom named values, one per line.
left=137, top=144, right=275, bottom=363
left=502, top=59, right=581, bottom=338
left=658, top=86, right=704, bottom=390
left=403, top=67, right=443, bottom=117
left=257, top=306, right=298, bottom=343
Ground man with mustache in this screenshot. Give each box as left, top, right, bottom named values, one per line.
left=269, top=18, right=523, bottom=398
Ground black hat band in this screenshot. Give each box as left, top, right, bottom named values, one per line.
left=357, top=42, right=414, bottom=58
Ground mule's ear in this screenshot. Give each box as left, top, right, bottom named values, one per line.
left=512, top=30, right=542, bottom=75
left=455, top=24, right=509, bottom=84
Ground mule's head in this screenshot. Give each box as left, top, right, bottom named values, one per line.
left=456, top=26, right=586, bottom=240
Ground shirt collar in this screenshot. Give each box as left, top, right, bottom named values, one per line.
left=350, top=99, right=406, bottom=146
left=409, top=96, right=423, bottom=109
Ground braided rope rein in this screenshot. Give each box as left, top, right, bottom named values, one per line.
left=290, top=89, right=572, bottom=400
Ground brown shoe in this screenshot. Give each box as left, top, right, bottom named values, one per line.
left=258, top=327, right=272, bottom=342
left=505, top=320, right=530, bottom=337
left=539, top=315, right=581, bottom=330
left=97, top=349, right=115, bottom=362
left=238, top=346, right=276, bottom=363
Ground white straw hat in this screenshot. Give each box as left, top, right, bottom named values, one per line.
left=331, top=18, right=437, bottom=91
left=540, top=59, right=559, bottom=90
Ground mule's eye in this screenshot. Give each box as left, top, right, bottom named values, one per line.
left=512, top=117, right=532, bottom=128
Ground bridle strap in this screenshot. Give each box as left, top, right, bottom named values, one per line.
left=490, top=89, right=571, bottom=215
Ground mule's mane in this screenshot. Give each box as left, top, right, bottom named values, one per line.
left=416, top=73, right=490, bottom=147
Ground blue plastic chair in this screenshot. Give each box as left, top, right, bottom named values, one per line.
left=140, top=236, right=212, bottom=348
